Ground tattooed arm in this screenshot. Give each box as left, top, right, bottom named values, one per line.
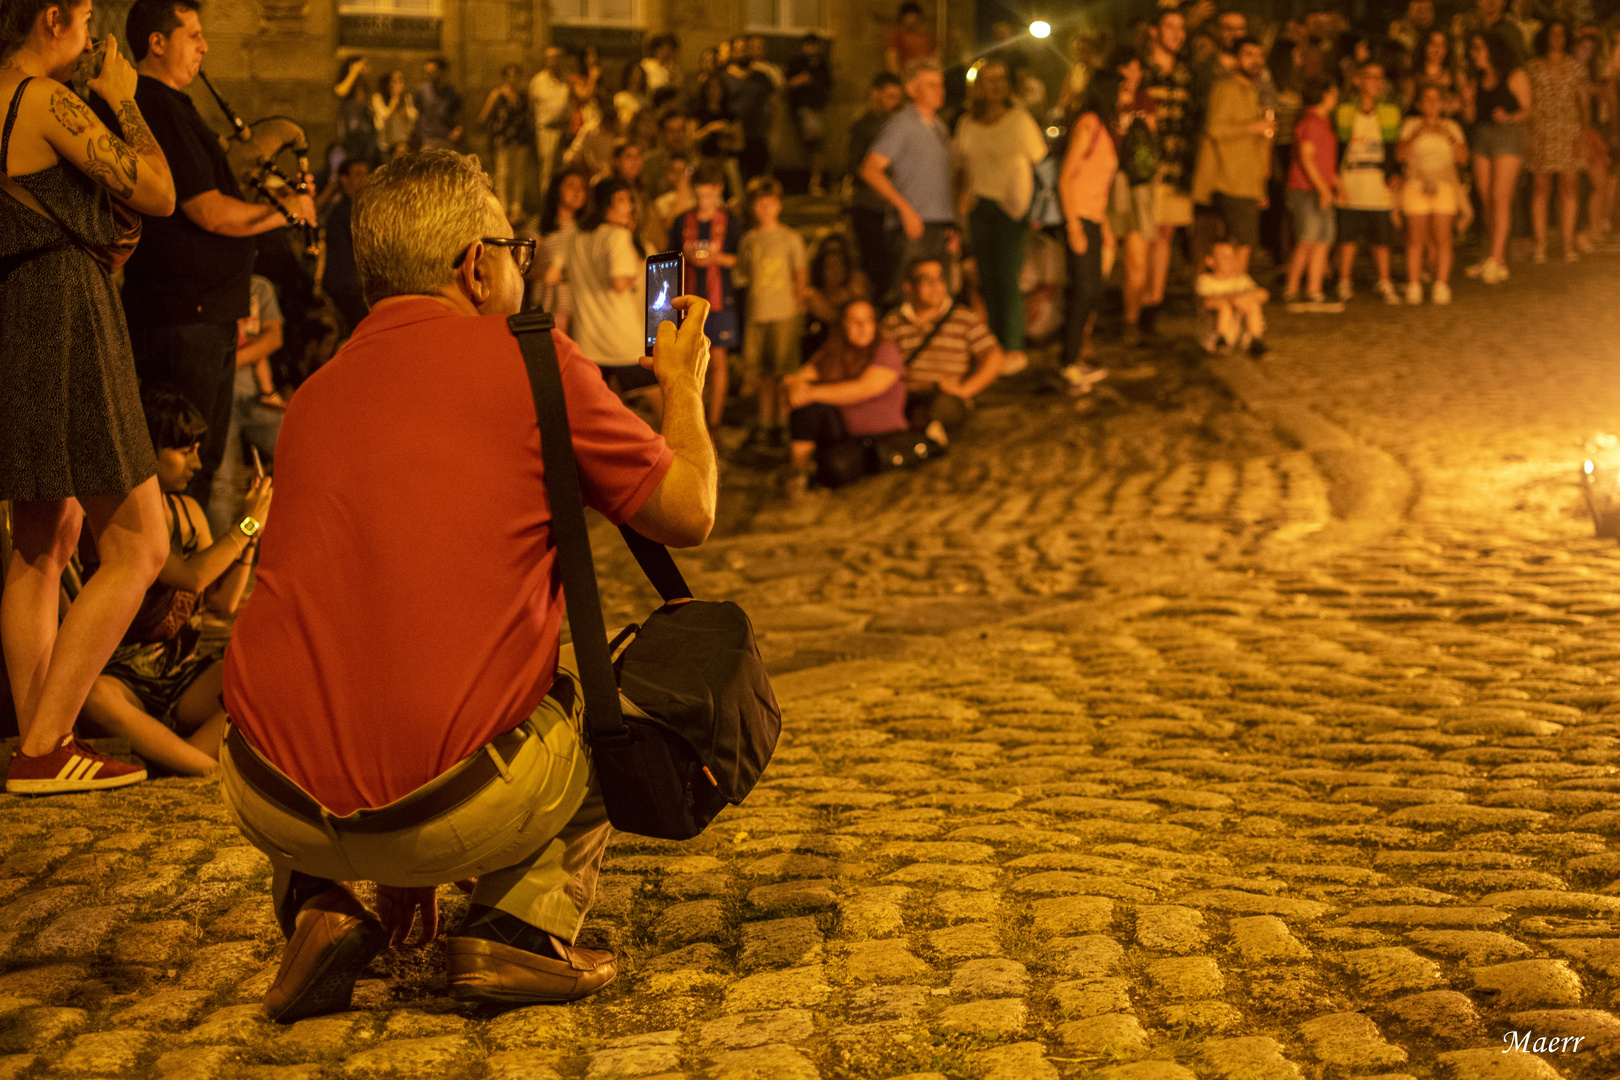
left=42, top=36, right=175, bottom=214
left=40, top=81, right=175, bottom=216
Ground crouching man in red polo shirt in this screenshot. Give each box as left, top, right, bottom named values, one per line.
left=216, top=150, right=717, bottom=1021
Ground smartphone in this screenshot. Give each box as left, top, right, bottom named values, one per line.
left=645, top=251, right=684, bottom=355
left=249, top=445, right=264, bottom=480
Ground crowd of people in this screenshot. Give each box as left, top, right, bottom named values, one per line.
left=342, top=0, right=1616, bottom=497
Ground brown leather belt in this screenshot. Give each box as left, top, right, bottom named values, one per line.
left=224, top=723, right=531, bottom=835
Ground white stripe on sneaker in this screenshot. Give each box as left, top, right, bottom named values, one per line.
left=74, top=759, right=103, bottom=782
left=54, top=755, right=83, bottom=781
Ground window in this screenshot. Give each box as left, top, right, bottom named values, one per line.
left=747, top=0, right=822, bottom=32
left=551, top=0, right=641, bottom=27
left=338, top=0, right=441, bottom=13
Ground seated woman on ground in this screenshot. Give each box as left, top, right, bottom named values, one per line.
left=781, top=299, right=908, bottom=495
left=82, top=387, right=273, bottom=777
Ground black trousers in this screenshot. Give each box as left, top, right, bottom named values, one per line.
left=1062, top=219, right=1104, bottom=369
left=128, top=319, right=238, bottom=501
left=849, top=207, right=894, bottom=303
left=788, top=402, right=847, bottom=444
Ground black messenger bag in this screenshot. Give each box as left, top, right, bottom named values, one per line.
left=508, top=311, right=781, bottom=840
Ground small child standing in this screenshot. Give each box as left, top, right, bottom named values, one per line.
left=1333, top=60, right=1403, bottom=304
left=1283, top=76, right=1345, bottom=311
left=734, top=177, right=808, bottom=448
left=668, top=161, right=739, bottom=428
left=1196, top=240, right=1269, bottom=356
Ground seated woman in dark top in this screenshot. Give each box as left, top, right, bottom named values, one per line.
left=782, top=299, right=908, bottom=494
left=81, top=387, right=274, bottom=776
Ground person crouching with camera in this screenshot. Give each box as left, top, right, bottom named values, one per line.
left=216, top=149, right=717, bottom=1022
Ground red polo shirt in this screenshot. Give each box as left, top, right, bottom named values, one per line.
left=222, top=298, right=673, bottom=815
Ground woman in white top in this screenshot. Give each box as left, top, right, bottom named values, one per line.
left=372, top=70, right=417, bottom=158
left=955, top=60, right=1047, bottom=374
left=1398, top=84, right=1469, bottom=303
left=563, top=177, right=654, bottom=409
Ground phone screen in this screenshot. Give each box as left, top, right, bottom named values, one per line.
left=645, top=252, right=684, bottom=355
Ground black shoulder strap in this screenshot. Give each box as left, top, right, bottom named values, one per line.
left=2, top=78, right=35, bottom=174
left=507, top=311, right=693, bottom=747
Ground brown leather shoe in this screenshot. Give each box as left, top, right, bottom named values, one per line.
left=446, top=934, right=616, bottom=1004
left=262, top=884, right=387, bottom=1023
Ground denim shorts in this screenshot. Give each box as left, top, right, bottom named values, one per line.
left=1473, top=121, right=1526, bottom=159
left=1287, top=188, right=1336, bottom=245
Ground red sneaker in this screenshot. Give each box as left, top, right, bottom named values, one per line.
left=6, top=734, right=147, bottom=794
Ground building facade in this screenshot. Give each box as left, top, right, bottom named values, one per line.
left=92, top=0, right=977, bottom=204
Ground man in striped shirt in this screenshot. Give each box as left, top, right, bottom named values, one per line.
left=878, top=258, right=1004, bottom=444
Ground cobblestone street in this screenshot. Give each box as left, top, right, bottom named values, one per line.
left=2, top=257, right=1620, bottom=1080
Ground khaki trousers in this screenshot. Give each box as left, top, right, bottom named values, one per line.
left=219, top=646, right=611, bottom=942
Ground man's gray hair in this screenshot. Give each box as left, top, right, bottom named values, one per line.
left=352, top=150, right=503, bottom=306
left=903, top=57, right=943, bottom=83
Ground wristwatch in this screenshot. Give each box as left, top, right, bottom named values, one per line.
left=237, top=516, right=263, bottom=540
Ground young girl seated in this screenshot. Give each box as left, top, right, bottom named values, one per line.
left=1195, top=240, right=1270, bottom=357
left=81, top=386, right=273, bottom=776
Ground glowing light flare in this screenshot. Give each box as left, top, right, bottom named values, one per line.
left=1045, top=126, right=1061, bottom=138
left=1030, top=19, right=1052, bottom=38
left=1587, top=460, right=1597, bottom=475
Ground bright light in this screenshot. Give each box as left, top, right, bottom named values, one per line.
left=965, top=63, right=979, bottom=83
left=1030, top=20, right=1051, bottom=38
left=1045, top=125, right=1060, bottom=138
left=1588, top=460, right=1597, bottom=475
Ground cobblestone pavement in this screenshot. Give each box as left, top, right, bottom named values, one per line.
left=2, top=258, right=1620, bottom=1080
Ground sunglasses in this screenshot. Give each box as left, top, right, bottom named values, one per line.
left=455, top=236, right=536, bottom=276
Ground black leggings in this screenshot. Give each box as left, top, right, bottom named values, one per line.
left=788, top=402, right=847, bottom=444
left=1062, top=218, right=1104, bottom=367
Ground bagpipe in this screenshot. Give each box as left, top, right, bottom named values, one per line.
left=198, top=70, right=320, bottom=259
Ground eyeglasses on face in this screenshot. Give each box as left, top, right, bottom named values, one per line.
left=454, top=236, right=536, bottom=276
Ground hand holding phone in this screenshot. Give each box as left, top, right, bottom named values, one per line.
left=250, top=445, right=265, bottom=481
left=645, top=251, right=685, bottom=355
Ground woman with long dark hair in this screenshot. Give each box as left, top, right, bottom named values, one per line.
left=535, top=166, right=590, bottom=333
left=1526, top=20, right=1586, bottom=262
left=802, top=234, right=869, bottom=358
left=1057, top=67, right=1121, bottom=387
left=1463, top=31, right=1531, bottom=283
left=781, top=299, right=908, bottom=496
left=955, top=59, right=1046, bottom=375
left=1, top=0, right=177, bottom=791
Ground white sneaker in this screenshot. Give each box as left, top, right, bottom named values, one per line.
left=1464, top=260, right=1487, bottom=279
left=1336, top=279, right=1354, bottom=302
left=1376, top=280, right=1401, bottom=304
left=1482, top=259, right=1510, bottom=285
left=1430, top=281, right=1452, bottom=305
left=1404, top=281, right=1424, bottom=305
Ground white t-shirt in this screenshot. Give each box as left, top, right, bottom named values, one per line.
left=564, top=225, right=644, bottom=367
left=1401, top=117, right=1465, bottom=187
left=954, top=108, right=1049, bottom=220
left=1340, top=109, right=1391, bottom=210
left=530, top=70, right=571, bottom=130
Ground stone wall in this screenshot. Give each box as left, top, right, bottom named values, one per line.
left=91, top=0, right=978, bottom=196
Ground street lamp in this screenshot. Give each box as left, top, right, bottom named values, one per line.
left=1030, top=19, right=1052, bottom=38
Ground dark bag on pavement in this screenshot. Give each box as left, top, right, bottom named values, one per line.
left=868, top=430, right=945, bottom=472
left=509, top=311, right=782, bottom=840
left=814, top=436, right=869, bottom=489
